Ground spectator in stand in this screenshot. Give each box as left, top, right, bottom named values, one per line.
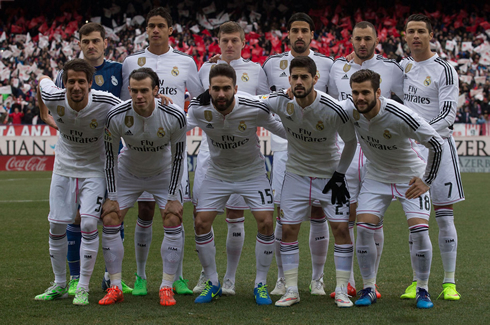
left=9, top=107, right=24, bottom=124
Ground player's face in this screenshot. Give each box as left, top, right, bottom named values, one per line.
left=209, top=75, right=237, bottom=112
left=352, top=27, right=378, bottom=60
left=219, top=32, right=245, bottom=62
left=65, top=70, right=92, bottom=103
left=129, top=77, right=158, bottom=111
left=146, top=15, right=173, bottom=46
left=79, top=31, right=107, bottom=63
left=289, top=67, right=317, bottom=99
left=404, top=21, right=433, bottom=53
left=288, top=21, right=313, bottom=55
left=351, top=80, right=380, bottom=115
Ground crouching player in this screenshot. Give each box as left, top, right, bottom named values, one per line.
left=103, top=68, right=187, bottom=306
left=345, top=69, right=443, bottom=309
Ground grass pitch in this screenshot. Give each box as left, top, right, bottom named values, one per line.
left=0, top=171, right=487, bottom=324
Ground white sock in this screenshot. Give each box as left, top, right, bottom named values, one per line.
left=435, top=209, right=458, bottom=284
left=224, top=217, right=245, bottom=283
left=309, top=218, right=328, bottom=281
left=255, top=232, right=274, bottom=287
left=174, top=223, right=185, bottom=282
left=49, top=223, right=68, bottom=287
left=135, top=217, right=152, bottom=280
left=334, top=243, right=353, bottom=292
left=374, top=220, right=384, bottom=282
left=79, top=218, right=99, bottom=290
left=195, top=230, right=218, bottom=285
left=410, top=224, right=432, bottom=291
left=102, top=225, right=124, bottom=290
left=348, top=221, right=356, bottom=287
left=356, top=223, right=377, bottom=290
left=274, top=219, right=284, bottom=279
left=281, top=241, right=299, bottom=289
left=161, top=225, right=183, bottom=288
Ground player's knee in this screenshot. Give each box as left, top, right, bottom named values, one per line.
left=74, top=212, right=81, bottom=225
left=49, top=222, right=66, bottom=236
left=80, top=217, right=98, bottom=233
left=138, top=201, right=156, bottom=220
left=163, top=212, right=181, bottom=227
left=102, top=211, right=120, bottom=226
left=194, top=216, right=211, bottom=234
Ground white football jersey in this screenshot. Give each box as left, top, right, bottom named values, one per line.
left=263, top=50, right=334, bottom=151
left=40, top=78, right=121, bottom=178
left=343, top=96, right=444, bottom=185
left=187, top=94, right=286, bottom=182
left=120, top=46, right=204, bottom=107
left=261, top=90, right=356, bottom=178
left=198, top=57, right=270, bottom=152
left=104, top=98, right=187, bottom=201
left=400, top=54, right=458, bottom=138
left=328, top=54, right=404, bottom=101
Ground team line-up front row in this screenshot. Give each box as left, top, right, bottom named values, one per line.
left=36, top=57, right=457, bottom=309
left=33, top=12, right=463, bottom=310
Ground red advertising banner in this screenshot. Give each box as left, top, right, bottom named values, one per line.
left=0, top=155, right=55, bottom=171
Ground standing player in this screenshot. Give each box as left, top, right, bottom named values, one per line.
left=327, top=21, right=404, bottom=298
left=104, top=68, right=187, bottom=306
left=262, top=12, right=334, bottom=296
left=261, top=57, right=357, bottom=307
left=35, top=59, right=123, bottom=306
left=344, top=69, right=443, bottom=309
left=192, top=21, right=270, bottom=295
left=188, top=64, right=286, bottom=305
left=120, top=7, right=204, bottom=296
left=51, top=22, right=132, bottom=295
left=400, top=14, right=463, bottom=301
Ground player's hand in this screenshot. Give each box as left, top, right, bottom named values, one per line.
left=345, top=51, right=355, bottom=61
left=157, top=94, right=174, bottom=105
left=406, top=177, right=430, bottom=199
left=101, top=199, right=121, bottom=218
left=208, top=54, right=221, bottom=63
left=286, top=87, right=293, bottom=99
left=198, top=89, right=211, bottom=105
left=164, top=200, right=183, bottom=218
left=322, top=171, right=350, bottom=205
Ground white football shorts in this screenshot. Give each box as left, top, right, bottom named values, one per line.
left=48, top=174, right=106, bottom=224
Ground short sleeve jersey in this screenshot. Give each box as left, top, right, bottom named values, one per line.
left=343, top=96, right=443, bottom=185
left=328, top=55, right=404, bottom=101
left=104, top=98, right=187, bottom=201
left=263, top=50, right=334, bottom=151
left=262, top=90, right=356, bottom=178
left=40, top=78, right=122, bottom=178
left=400, top=54, right=458, bottom=138
left=120, top=46, right=204, bottom=106
left=55, top=59, right=123, bottom=97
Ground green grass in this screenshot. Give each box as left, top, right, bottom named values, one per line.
left=0, top=171, right=488, bottom=324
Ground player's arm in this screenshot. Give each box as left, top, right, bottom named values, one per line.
left=257, top=67, right=270, bottom=95
left=37, top=76, right=61, bottom=130
left=257, top=101, right=286, bottom=139
left=390, top=62, right=405, bottom=99
left=120, top=60, right=131, bottom=100
left=186, top=100, right=200, bottom=131
left=186, top=61, right=205, bottom=98
left=428, top=69, right=458, bottom=137
left=327, top=66, right=339, bottom=99
left=165, top=111, right=187, bottom=218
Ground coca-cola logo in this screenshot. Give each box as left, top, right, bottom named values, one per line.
left=6, top=156, right=49, bottom=171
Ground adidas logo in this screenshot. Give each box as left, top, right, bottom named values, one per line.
left=125, top=130, right=133, bottom=136
left=206, top=123, right=214, bottom=129
left=404, top=75, right=408, bottom=79
left=279, top=72, right=287, bottom=77
left=342, top=74, right=349, bottom=79
left=56, top=118, right=64, bottom=123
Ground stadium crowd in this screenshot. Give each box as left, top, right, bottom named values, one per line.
left=0, top=1, right=489, bottom=128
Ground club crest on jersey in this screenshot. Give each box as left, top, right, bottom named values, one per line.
left=280, top=60, right=288, bottom=70
left=353, top=110, right=360, bottom=120
left=204, top=110, right=213, bottom=122
left=125, top=116, right=134, bottom=128
left=57, top=106, right=65, bottom=116
left=241, top=73, right=249, bottom=82
left=138, top=57, right=146, bottom=66
left=280, top=209, right=284, bottom=217
left=379, top=77, right=382, bottom=84
left=316, top=120, right=325, bottom=131
left=171, top=66, right=179, bottom=76
left=90, top=119, right=98, bottom=129
left=316, top=70, right=320, bottom=78
left=211, top=64, right=216, bottom=69
left=238, top=121, right=247, bottom=131
left=383, top=130, right=392, bottom=139
left=405, top=63, right=412, bottom=73
left=343, top=64, right=351, bottom=72
left=424, top=76, right=431, bottom=86
left=157, top=127, right=165, bottom=138
left=111, top=75, right=118, bottom=86
left=95, top=75, right=104, bottom=86
left=286, top=103, right=295, bottom=115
